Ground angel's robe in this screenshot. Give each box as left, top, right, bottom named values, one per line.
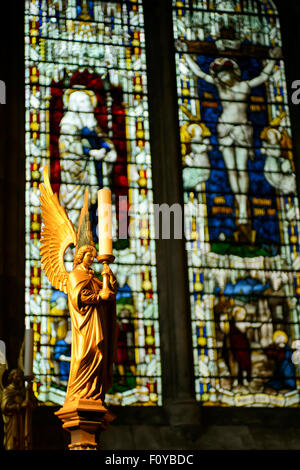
left=65, top=264, right=117, bottom=403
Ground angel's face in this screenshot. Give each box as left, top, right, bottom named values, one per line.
left=82, top=251, right=94, bottom=269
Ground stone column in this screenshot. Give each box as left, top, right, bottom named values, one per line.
left=143, top=0, right=201, bottom=426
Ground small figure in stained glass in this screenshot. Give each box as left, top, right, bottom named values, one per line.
left=115, top=304, right=136, bottom=391
left=261, top=114, right=296, bottom=194
left=264, top=331, right=296, bottom=393
left=222, top=306, right=261, bottom=391
left=180, top=105, right=212, bottom=190
left=50, top=291, right=70, bottom=386
left=53, top=328, right=71, bottom=387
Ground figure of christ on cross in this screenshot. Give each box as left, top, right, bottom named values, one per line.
left=177, top=41, right=281, bottom=228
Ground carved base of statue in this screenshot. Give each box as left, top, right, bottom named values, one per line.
left=55, top=399, right=115, bottom=450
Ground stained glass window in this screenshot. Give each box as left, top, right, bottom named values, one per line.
left=25, top=0, right=161, bottom=406
left=173, top=0, right=300, bottom=407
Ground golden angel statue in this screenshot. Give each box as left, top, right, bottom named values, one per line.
left=39, top=165, right=117, bottom=406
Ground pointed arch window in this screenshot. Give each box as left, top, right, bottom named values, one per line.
left=173, top=0, right=300, bottom=407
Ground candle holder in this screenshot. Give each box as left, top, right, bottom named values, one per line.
left=97, top=254, right=115, bottom=301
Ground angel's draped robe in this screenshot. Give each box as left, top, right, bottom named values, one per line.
left=65, top=265, right=117, bottom=403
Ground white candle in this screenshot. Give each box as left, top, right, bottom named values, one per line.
left=98, top=188, right=113, bottom=256
left=24, top=329, right=34, bottom=377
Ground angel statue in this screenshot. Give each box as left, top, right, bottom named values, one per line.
left=1, top=339, right=38, bottom=450
left=39, top=165, right=117, bottom=406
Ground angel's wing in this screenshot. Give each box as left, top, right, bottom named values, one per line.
left=39, top=165, right=77, bottom=294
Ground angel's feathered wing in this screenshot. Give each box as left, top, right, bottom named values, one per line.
left=39, top=165, right=77, bottom=294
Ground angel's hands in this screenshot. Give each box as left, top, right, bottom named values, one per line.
left=102, top=263, right=113, bottom=276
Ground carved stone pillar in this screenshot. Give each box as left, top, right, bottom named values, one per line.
left=55, top=399, right=115, bottom=450
left=143, top=0, right=201, bottom=427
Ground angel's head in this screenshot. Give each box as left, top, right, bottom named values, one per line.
left=73, top=244, right=97, bottom=269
